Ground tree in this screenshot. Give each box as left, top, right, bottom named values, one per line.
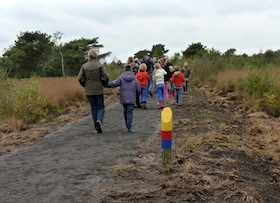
left=134, top=49, right=150, bottom=59
left=150, top=44, right=169, bottom=58
left=207, top=48, right=221, bottom=59
left=2, top=47, right=25, bottom=77
left=52, top=31, right=65, bottom=77
left=263, top=49, right=275, bottom=64
left=61, top=37, right=111, bottom=76
left=3, top=31, right=54, bottom=78
left=182, top=42, right=206, bottom=58
left=170, top=52, right=182, bottom=64
left=224, top=48, right=236, bottom=57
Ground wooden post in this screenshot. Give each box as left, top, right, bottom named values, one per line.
left=161, top=107, right=172, bottom=169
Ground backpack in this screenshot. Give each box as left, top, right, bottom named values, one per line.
left=132, top=61, right=140, bottom=74
left=143, top=56, right=154, bottom=73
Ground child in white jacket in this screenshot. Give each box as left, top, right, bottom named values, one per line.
left=153, top=62, right=167, bottom=109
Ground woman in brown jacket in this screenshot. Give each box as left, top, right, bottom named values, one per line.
left=78, top=49, right=109, bottom=133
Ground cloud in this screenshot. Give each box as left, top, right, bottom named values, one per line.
left=1, top=0, right=280, bottom=62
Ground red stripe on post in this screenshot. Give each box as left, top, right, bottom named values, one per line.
left=161, top=130, right=172, bottom=140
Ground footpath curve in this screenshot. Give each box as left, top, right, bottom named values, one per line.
left=0, top=95, right=161, bottom=203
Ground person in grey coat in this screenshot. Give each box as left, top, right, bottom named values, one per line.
left=105, top=64, right=141, bottom=132
left=77, top=49, right=109, bottom=133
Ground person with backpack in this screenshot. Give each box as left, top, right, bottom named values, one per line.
left=142, top=53, right=154, bottom=97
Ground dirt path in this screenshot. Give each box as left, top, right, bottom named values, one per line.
left=99, top=88, right=280, bottom=203
left=0, top=96, right=161, bottom=203
left=1, top=87, right=279, bottom=203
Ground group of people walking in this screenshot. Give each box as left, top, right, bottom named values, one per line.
left=77, top=49, right=191, bottom=133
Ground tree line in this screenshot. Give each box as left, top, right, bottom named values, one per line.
left=0, top=30, right=280, bottom=79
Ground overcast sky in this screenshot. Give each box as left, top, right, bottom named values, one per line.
left=1, top=0, right=280, bottom=62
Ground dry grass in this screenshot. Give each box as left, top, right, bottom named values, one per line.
left=270, top=68, right=280, bottom=88
left=216, top=69, right=248, bottom=91
left=179, top=131, right=238, bottom=153
left=217, top=69, right=248, bottom=82
left=245, top=117, right=280, bottom=161
left=112, top=164, right=139, bottom=177
left=38, top=77, right=85, bottom=108
left=0, top=117, right=25, bottom=133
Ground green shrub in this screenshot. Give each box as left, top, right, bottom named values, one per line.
left=243, top=68, right=274, bottom=97
left=255, top=92, right=280, bottom=117
left=15, top=77, right=48, bottom=124
left=0, top=69, right=16, bottom=120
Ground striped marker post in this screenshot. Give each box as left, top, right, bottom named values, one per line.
left=161, top=107, right=172, bottom=169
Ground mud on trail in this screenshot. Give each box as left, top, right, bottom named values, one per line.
left=1, top=87, right=280, bottom=203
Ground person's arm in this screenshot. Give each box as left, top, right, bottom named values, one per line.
left=181, top=73, right=186, bottom=82
left=106, top=77, right=121, bottom=88
left=77, top=66, right=86, bottom=87
left=100, top=65, right=110, bottom=81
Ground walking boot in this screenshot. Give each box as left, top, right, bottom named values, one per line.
left=142, top=103, right=147, bottom=109
left=158, top=101, right=164, bottom=109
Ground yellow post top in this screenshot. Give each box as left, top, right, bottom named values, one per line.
left=161, top=107, right=172, bottom=131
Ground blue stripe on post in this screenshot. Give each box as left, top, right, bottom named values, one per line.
left=161, top=140, right=172, bottom=149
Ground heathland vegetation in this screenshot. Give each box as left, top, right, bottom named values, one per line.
left=0, top=31, right=280, bottom=130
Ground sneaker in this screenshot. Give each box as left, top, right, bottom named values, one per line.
left=127, top=129, right=134, bottom=133
left=96, top=120, right=103, bottom=133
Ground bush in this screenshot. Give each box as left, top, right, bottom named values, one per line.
left=15, top=77, right=48, bottom=124
left=0, top=69, right=16, bottom=120
left=243, top=68, right=274, bottom=98
left=256, top=92, right=280, bottom=117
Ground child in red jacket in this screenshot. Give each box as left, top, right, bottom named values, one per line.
left=136, top=63, right=150, bottom=109
left=171, top=66, right=185, bottom=106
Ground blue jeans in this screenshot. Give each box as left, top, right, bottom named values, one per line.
left=123, top=104, right=134, bottom=131
left=148, top=72, right=153, bottom=93
left=87, top=95, right=105, bottom=127
left=175, top=88, right=183, bottom=105
left=156, top=83, right=165, bottom=102
left=141, top=86, right=148, bottom=103
left=184, top=80, right=189, bottom=92
left=169, top=81, right=174, bottom=93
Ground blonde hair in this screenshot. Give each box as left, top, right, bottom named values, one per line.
left=139, top=63, right=147, bottom=71
left=88, top=49, right=99, bottom=59
left=154, top=62, right=161, bottom=69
